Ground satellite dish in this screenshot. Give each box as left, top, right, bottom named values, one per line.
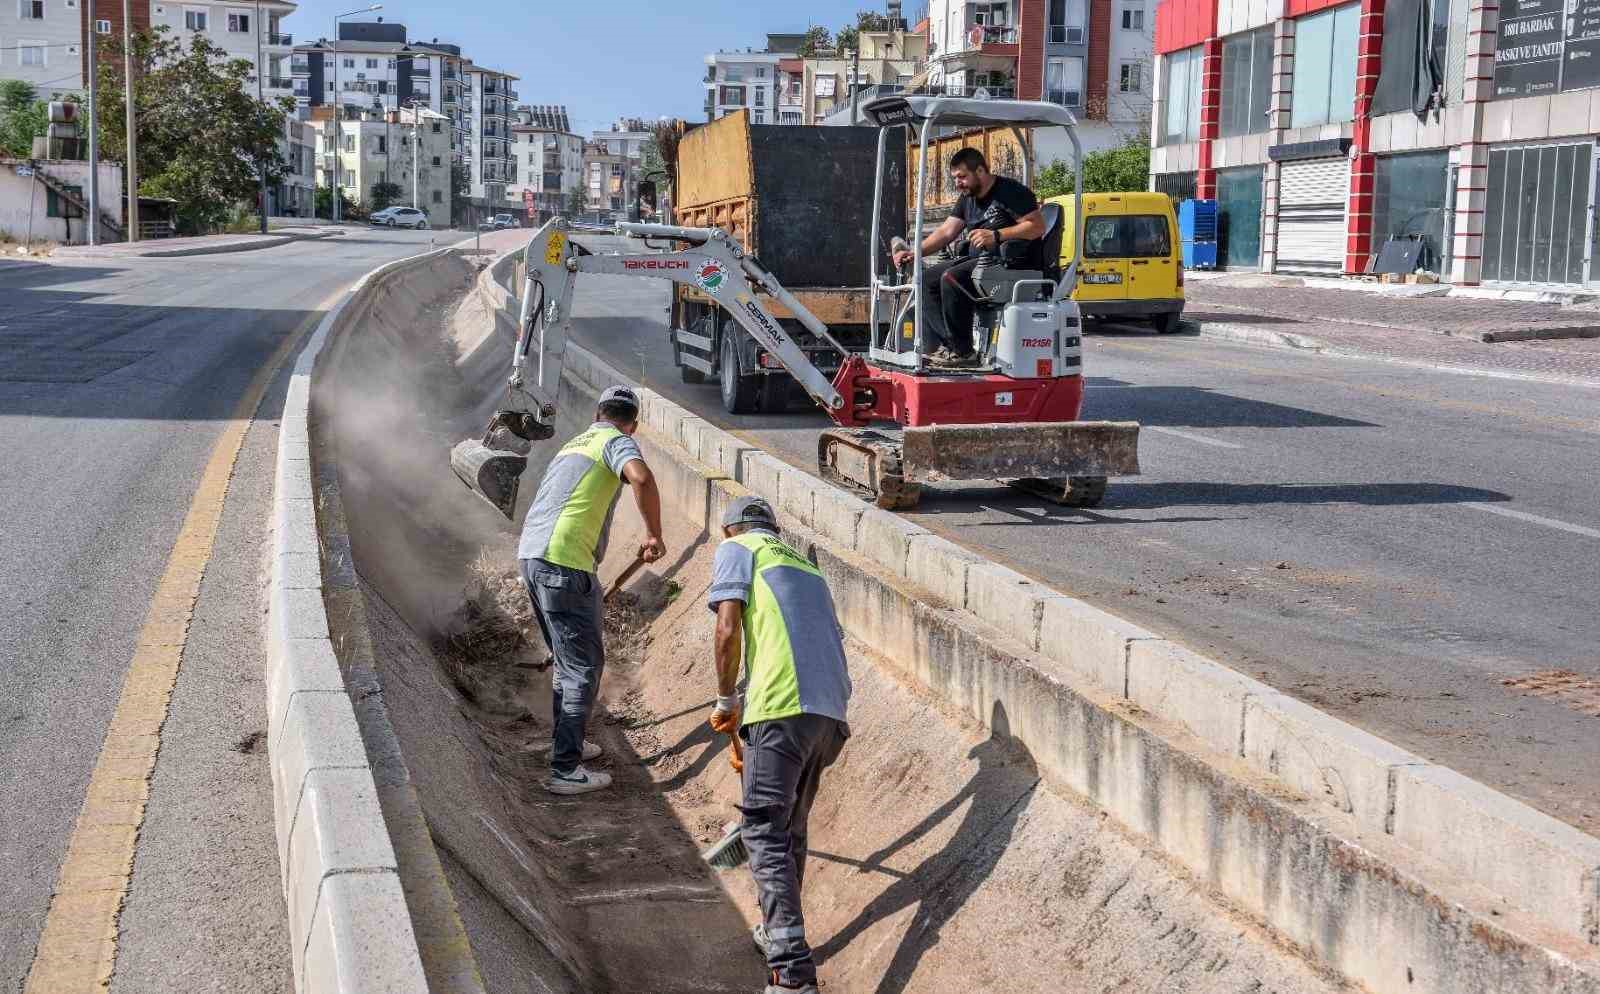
left=967, top=25, right=984, bottom=46
left=974, top=86, right=991, bottom=100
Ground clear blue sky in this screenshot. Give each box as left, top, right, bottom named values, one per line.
left=285, top=1, right=922, bottom=134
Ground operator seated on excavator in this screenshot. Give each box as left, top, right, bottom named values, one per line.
left=891, top=147, right=1048, bottom=368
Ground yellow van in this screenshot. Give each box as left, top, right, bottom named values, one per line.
left=1044, top=191, right=1184, bottom=333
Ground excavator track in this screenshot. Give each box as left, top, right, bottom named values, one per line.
left=817, top=428, right=922, bottom=511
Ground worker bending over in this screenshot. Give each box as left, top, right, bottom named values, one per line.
left=708, top=496, right=851, bottom=994
left=892, top=147, right=1047, bottom=367
left=519, top=385, right=665, bottom=796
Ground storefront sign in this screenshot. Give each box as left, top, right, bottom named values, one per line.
left=1495, top=0, right=1565, bottom=98
left=1564, top=0, right=1600, bottom=91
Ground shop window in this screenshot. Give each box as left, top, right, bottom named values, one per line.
left=1373, top=0, right=1449, bottom=116
left=1290, top=4, right=1359, bottom=128
left=1373, top=150, right=1450, bottom=273
left=1159, top=45, right=1203, bottom=145
left=1219, top=26, right=1273, bottom=137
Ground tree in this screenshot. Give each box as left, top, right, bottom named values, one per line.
left=370, top=181, right=402, bottom=211
left=565, top=186, right=587, bottom=218
left=314, top=185, right=357, bottom=220
left=0, top=81, right=48, bottom=159
left=797, top=24, right=832, bottom=57
left=1036, top=139, right=1151, bottom=198
left=642, top=119, right=681, bottom=213
left=835, top=10, right=894, bottom=54
left=95, top=27, right=291, bottom=233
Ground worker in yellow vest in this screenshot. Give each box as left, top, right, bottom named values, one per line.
left=519, top=385, right=664, bottom=795
left=708, top=496, right=850, bottom=994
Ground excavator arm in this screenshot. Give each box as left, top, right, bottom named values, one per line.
left=452, top=218, right=851, bottom=517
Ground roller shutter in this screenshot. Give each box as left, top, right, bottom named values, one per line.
left=1276, top=158, right=1349, bottom=276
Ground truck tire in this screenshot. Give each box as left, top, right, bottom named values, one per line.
left=720, top=332, right=761, bottom=414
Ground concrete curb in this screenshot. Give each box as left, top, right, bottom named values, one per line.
left=266, top=250, right=453, bottom=994
left=1192, top=319, right=1600, bottom=390
left=483, top=245, right=1599, bottom=989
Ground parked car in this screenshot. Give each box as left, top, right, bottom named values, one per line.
left=1046, top=191, right=1184, bottom=333
left=491, top=213, right=517, bottom=229
left=370, top=206, right=430, bottom=230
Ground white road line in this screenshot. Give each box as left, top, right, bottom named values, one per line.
left=1146, top=425, right=1244, bottom=449
left=1464, top=502, right=1600, bottom=539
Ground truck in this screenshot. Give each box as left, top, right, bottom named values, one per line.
left=669, top=111, right=905, bottom=414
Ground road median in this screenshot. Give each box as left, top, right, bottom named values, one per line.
left=480, top=244, right=1600, bottom=992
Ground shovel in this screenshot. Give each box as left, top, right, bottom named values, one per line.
left=605, top=552, right=648, bottom=601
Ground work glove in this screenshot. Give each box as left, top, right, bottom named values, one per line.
left=708, top=694, right=741, bottom=735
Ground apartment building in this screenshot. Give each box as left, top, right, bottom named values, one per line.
left=310, top=103, right=451, bottom=224
left=507, top=105, right=583, bottom=222
left=801, top=27, right=929, bottom=124
left=464, top=62, right=517, bottom=204
left=1148, top=0, right=1570, bottom=287
left=582, top=120, right=652, bottom=219
left=704, top=34, right=803, bottom=124
left=925, top=0, right=1151, bottom=152
left=0, top=0, right=292, bottom=96
left=272, top=115, right=315, bottom=217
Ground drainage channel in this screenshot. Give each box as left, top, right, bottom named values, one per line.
left=309, top=250, right=1347, bottom=994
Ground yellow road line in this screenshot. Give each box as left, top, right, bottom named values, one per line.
left=23, top=300, right=333, bottom=993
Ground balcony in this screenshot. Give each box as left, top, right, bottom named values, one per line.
left=925, top=81, right=1016, bottom=99
left=441, top=67, right=460, bottom=81
left=264, top=32, right=292, bottom=47
left=267, top=76, right=294, bottom=90
left=979, top=25, right=1018, bottom=44
left=291, top=58, right=310, bottom=74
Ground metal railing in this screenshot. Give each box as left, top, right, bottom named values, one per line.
left=268, top=76, right=293, bottom=90
left=264, top=32, right=292, bottom=45
left=924, top=82, right=1016, bottom=99
left=980, top=25, right=1018, bottom=44
left=290, top=59, right=310, bottom=74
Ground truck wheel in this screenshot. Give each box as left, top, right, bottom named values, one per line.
left=1153, top=311, right=1184, bottom=334
left=720, top=332, right=761, bottom=414
left=759, top=374, right=791, bottom=412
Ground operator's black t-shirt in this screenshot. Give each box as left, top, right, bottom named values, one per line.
left=955, top=175, right=1042, bottom=268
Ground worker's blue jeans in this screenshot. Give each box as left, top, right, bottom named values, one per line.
left=521, top=557, right=604, bottom=775
left=740, top=713, right=850, bottom=987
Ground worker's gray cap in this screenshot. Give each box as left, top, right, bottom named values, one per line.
left=599, top=385, right=639, bottom=409
left=722, top=496, right=777, bottom=530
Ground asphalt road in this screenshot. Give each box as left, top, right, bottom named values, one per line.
left=564, top=236, right=1600, bottom=834
left=0, top=227, right=454, bottom=990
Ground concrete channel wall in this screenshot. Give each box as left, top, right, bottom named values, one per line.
left=471, top=246, right=1600, bottom=993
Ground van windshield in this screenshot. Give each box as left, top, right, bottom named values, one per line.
left=1082, top=215, right=1172, bottom=259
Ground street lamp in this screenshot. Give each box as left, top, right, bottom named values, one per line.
left=332, top=3, right=382, bottom=224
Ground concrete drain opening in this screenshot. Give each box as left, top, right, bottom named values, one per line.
left=312, top=250, right=1350, bottom=994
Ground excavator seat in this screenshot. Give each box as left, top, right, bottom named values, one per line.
left=971, top=203, right=1066, bottom=359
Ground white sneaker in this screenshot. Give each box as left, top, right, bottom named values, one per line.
left=752, top=923, right=770, bottom=957
left=524, top=738, right=603, bottom=762
left=545, top=764, right=612, bottom=795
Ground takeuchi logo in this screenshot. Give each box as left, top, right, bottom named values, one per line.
left=696, top=260, right=726, bottom=294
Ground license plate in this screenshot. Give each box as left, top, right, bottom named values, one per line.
left=1083, top=272, right=1122, bottom=284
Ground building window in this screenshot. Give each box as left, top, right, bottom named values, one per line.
left=344, top=135, right=355, bottom=151
left=343, top=57, right=354, bottom=69
left=1159, top=45, right=1204, bottom=144
left=1119, top=62, right=1142, bottom=92
left=432, top=122, right=441, bottom=133
left=20, top=44, right=45, bottom=66
left=1049, top=0, right=1087, bottom=45
left=96, top=18, right=111, bottom=33
left=754, top=110, right=765, bottom=123
left=1373, top=0, right=1449, bottom=114
left=1121, top=5, right=1143, bottom=30
left=433, top=155, right=441, bottom=165
left=19, top=0, right=43, bottom=19
left=1373, top=150, right=1450, bottom=273
left=227, top=12, right=249, bottom=32
left=1290, top=3, right=1359, bottom=128
left=327, top=81, right=334, bottom=93
left=185, top=8, right=207, bottom=31
left=1046, top=56, right=1084, bottom=108
left=719, top=85, right=745, bottom=106
left=366, top=58, right=378, bottom=69
left=377, top=136, right=387, bottom=153
left=755, top=88, right=765, bottom=106
left=433, top=190, right=443, bottom=203
left=46, top=184, right=84, bottom=219
left=1219, top=25, right=1273, bottom=136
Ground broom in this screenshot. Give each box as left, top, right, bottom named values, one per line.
left=701, top=734, right=748, bottom=869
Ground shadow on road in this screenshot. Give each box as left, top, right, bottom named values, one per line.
left=1082, top=384, right=1378, bottom=428
left=917, top=481, right=1510, bottom=519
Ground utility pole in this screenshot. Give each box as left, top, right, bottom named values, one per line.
left=123, top=0, right=138, bottom=241
left=256, top=0, right=268, bottom=233
left=331, top=5, right=383, bottom=224
left=410, top=104, right=419, bottom=211
left=87, top=0, right=99, bottom=245
left=850, top=46, right=862, bottom=126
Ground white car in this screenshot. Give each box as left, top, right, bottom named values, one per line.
left=370, top=206, right=429, bottom=229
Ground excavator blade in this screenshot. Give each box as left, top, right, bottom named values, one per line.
left=450, top=438, right=528, bottom=519
left=900, top=421, right=1141, bottom=482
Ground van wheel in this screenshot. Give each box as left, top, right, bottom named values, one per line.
left=720, top=332, right=761, bottom=414
left=1153, top=311, right=1184, bottom=334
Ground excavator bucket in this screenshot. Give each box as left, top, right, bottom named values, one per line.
left=450, top=438, right=527, bottom=519
left=900, top=421, right=1141, bottom=483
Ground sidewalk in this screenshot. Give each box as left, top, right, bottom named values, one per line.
left=1181, top=277, right=1600, bottom=385
left=51, top=226, right=344, bottom=260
